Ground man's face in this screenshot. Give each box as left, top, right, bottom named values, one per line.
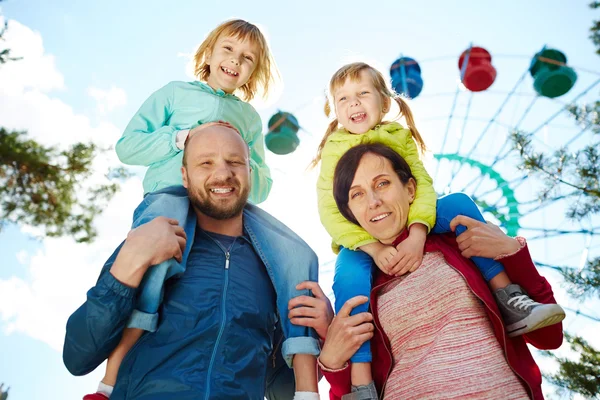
left=182, top=124, right=251, bottom=220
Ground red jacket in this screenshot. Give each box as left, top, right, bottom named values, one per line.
left=322, top=232, right=563, bottom=400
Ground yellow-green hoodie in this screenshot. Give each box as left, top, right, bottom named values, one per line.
left=317, top=122, right=436, bottom=252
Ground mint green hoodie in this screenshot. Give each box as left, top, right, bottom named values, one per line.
left=116, top=81, right=272, bottom=204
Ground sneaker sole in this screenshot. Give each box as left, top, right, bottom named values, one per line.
left=506, top=305, right=566, bottom=337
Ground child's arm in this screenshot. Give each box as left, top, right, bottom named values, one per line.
left=115, top=82, right=183, bottom=166
left=317, top=139, right=379, bottom=251
left=392, top=128, right=437, bottom=232
left=360, top=241, right=399, bottom=274
left=246, top=112, right=273, bottom=204
left=391, top=223, right=427, bottom=276
left=373, top=126, right=436, bottom=274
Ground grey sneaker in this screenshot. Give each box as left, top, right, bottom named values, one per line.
left=341, top=381, right=378, bottom=400
left=494, top=284, right=565, bottom=337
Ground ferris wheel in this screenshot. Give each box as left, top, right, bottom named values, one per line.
left=263, top=44, right=600, bottom=323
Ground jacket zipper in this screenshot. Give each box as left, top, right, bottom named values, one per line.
left=204, top=248, right=231, bottom=400
left=272, top=327, right=284, bottom=368
left=369, top=280, right=395, bottom=398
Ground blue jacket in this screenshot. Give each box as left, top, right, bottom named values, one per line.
left=116, top=81, right=272, bottom=203
left=63, top=196, right=319, bottom=399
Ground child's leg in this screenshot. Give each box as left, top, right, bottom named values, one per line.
left=99, top=188, right=192, bottom=394
left=293, top=354, right=318, bottom=392
left=333, top=248, right=374, bottom=386
left=432, top=193, right=506, bottom=284
left=433, top=193, right=565, bottom=336
left=102, top=328, right=144, bottom=385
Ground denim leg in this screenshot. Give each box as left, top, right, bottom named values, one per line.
left=333, top=247, right=373, bottom=363
left=127, top=188, right=191, bottom=331
left=432, top=192, right=505, bottom=282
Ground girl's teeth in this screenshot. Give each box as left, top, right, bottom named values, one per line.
left=221, top=67, right=238, bottom=76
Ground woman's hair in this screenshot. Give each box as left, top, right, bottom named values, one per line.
left=309, top=62, right=427, bottom=169
left=333, top=143, right=416, bottom=226
left=193, top=19, right=278, bottom=102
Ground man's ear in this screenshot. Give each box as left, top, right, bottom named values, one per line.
left=181, top=166, right=189, bottom=188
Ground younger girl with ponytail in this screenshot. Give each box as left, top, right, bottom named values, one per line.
left=312, top=62, right=564, bottom=399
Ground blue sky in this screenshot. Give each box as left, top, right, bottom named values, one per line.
left=0, top=1, right=599, bottom=399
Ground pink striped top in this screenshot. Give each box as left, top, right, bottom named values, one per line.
left=377, top=252, right=529, bottom=399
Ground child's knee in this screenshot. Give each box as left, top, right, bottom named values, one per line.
left=440, top=192, right=483, bottom=221
left=336, top=248, right=372, bottom=272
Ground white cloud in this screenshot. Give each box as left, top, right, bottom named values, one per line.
left=0, top=19, right=64, bottom=95
left=15, top=250, right=29, bottom=266
left=0, top=179, right=143, bottom=351
left=88, top=86, right=127, bottom=114
left=0, top=89, right=122, bottom=149
left=0, top=17, right=141, bottom=351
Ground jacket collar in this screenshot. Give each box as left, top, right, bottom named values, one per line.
left=192, top=81, right=240, bottom=100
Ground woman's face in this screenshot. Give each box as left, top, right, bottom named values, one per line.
left=347, top=153, right=416, bottom=245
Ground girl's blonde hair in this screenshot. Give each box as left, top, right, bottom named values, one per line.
left=193, top=19, right=278, bottom=102
left=310, top=62, right=427, bottom=169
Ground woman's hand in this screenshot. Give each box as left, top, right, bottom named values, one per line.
left=450, top=216, right=521, bottom=259
left=288, top=281, right=334, bottom=340
left=318, top=296, right=374, bottom=370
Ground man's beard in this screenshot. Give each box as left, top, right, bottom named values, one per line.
left=188, top=178, right=249, bottom=220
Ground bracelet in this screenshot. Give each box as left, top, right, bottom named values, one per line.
left=317, top=356, right=348, bottom=372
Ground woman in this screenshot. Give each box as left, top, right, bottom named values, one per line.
left=318, top=143, right=563, bottom=399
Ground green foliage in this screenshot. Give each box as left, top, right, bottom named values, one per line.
left=542, top=333, right=600, bottom=399
left=0, top=128, right=131, bottom=243
left=512, top=4, right=600, bottom=399
left=561, top=258, right=600, bottom=300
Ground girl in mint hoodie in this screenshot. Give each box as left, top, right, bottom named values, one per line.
left=84, top=19, right=278, bottom=400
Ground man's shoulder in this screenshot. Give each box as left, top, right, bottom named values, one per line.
left=243, top=204, right=316, bottom=256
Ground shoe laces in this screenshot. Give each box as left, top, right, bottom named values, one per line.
left=507, top=294, right=540, bottom=311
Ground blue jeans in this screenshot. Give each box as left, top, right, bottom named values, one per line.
left=432, top=192, right=505, bottom=282
left=332, top=192, right=505, bottom=363
left=333, top=248, right=373, bottom=363
left=126, top=186, right=193, bottom=332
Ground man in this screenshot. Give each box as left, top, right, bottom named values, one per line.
left=63, top=122, right=324, bottom=399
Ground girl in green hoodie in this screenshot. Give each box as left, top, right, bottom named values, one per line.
left=84, top=19, right=283, bottom=400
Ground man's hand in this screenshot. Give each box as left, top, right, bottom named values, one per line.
left=449, top=215, right=521, bottom=259
left=110, top=217, right=187, bottom=288
left=318, top=296, right=374, bottom=370
left=288, top=281, right=334, bottom=340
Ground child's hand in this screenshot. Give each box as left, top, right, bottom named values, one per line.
left=373, top=245, right=399, bottom=274
left=388, top=224, right=427, bottom=276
